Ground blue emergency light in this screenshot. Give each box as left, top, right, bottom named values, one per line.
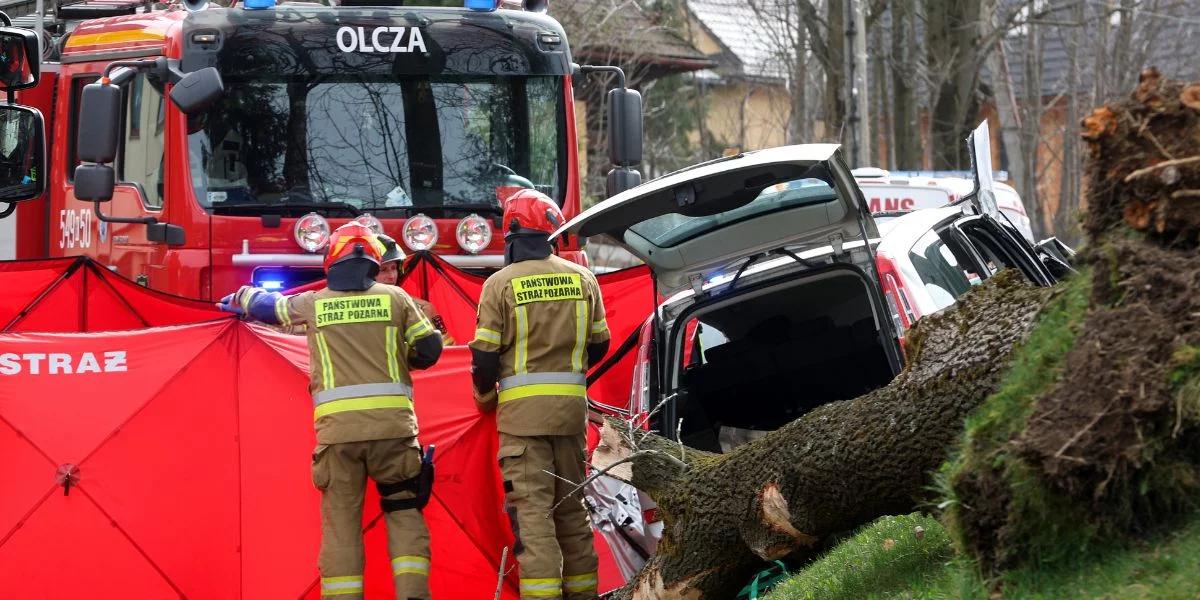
left=260, top=280, right=285, bottom=291
left=243, top=0, right=276, bottom=10
left=464, top=0, right=498, bottom=11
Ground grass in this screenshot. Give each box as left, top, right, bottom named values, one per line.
left=905, top=512, right=1200, bottom=600
left=953, top=268, right=1092, bottom=461
left=937, top=269, right=1096, bottom=567
left=769, top=512, right=1200, bottom=600
left=765, top=514, right=953, bottom=600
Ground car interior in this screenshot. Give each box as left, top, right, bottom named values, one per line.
left=669, top=269, right=896, bottom=452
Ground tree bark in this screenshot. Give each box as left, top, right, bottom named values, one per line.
left=926, top=0, right=983, bottom=170
left=825, top=0, right=847, bottom=145
left=1054, top=0, right=1084, bottom=243
left=890, top=0, right=920, bottom=169
left=604, top=271, right=1054, bottom=599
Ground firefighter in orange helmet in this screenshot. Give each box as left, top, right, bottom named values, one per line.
left=376, top=233, right=456, bottom=346
left=219, top=223, right=442, bottom=600
left=469, top=189, right=609, bottom=599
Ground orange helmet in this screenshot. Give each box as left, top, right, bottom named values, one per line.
left=502, top=189, right=564, bottom=239
left=324, top=223, right=384, bottom=272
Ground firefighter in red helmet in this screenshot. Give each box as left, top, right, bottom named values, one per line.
left=469, top=189, right=609, bottom=599
left=219, top=222, right=442, bottom=600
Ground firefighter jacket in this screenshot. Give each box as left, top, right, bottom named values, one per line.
left=413, top=297, right=456, bottom=346
left=469, top=255, right=610, bottom=436
left=275, top=283, right=441, bottom=445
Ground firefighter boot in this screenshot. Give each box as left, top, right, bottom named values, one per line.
left=553, top=434, right=599, bottom=600
left=369, top=438, right=432, bottom=600
left=314, top=443, right=368, bottom=599
left=500, top=433, right=565, bottom=599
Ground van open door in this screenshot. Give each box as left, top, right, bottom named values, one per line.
left=958, top=121, right=1058, bottom=286
left=967, top=121, right=1001, bottom=221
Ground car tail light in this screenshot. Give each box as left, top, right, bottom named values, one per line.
left=353, top=213, right=384, bottom=235
left=293, top=212, right=331, bottom=253
left=455, top=214, right=492, bottom=254
left=402, top=214, right=438, bottom=251
left=628, top=316, right=655, bottom=422
left=876, top=254, right=914, bottom=331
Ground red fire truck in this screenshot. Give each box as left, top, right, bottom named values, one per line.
left=0, top=0, right=643, bottom=299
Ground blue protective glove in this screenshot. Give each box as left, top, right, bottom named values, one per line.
left=216, top=292, right=247, bottom=317
left=217, top=285, right=256, bottom=319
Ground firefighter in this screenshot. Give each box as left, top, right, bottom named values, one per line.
left=218, top=223, right=442, bottom=600
left=376, top=233, right=456, bottom=346
left=469, top=189, right=609, bottom=600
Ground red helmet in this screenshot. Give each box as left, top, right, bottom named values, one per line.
left=324, top=223, right=384, bottom=272
left=503, top=189, right=565, bottom=239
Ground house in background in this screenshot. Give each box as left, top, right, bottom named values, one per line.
left=684, top=0, right=793, bottom=155
left=565, top=0, right=715, bottom=201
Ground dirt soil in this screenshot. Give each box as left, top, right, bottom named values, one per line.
left=957, top=71, right=1200, bottom=573
left=1017, top=240, right=1200, bottom=505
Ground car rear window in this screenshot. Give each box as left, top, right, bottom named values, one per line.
left=628, top=178, right=838, bottom=248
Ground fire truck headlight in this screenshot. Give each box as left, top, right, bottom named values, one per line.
left=402, top=214, right=438, bottom=252
left=294, top=212, right=331, bottom=253
left=453, top=214, right=492, bottom=254
left=456, top=214, right=493, bottom=254
left=353, top=213, right=384, bottom=235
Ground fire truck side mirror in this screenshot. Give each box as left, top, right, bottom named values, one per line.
left=0, top=28, right=41, bottom=91
left=0, top=104, right=46, bottom=203
left=77, top=83, right=122, bottom=164
left=74, top=164, right=115, bottom=202
left=606, top=87, right=643, bottom=168
left=170, top=68, right=223, bottom=115
left=605, top=167, right=641, bottom=198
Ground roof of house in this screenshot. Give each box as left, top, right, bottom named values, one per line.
left=566, top=0, right=716, bottom=77
left=1004, top=1, right=1200, bottom=99
left=686, top=0, right=789, bottom=82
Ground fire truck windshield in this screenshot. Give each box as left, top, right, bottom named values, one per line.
left=189, top=75, right=564, bottom=215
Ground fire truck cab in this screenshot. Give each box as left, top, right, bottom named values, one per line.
left=4, top=0, right=643, bottom=299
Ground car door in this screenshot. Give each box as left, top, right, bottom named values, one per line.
left=958, top=121, right=1057, bottom=287
left=949, top=214, right=1056, bottom=286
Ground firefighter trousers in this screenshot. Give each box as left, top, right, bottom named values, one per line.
left=311, top=437, right=431, bottom=600
left=498, top=432, right=599, bottom=600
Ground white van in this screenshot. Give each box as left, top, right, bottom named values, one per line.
left=853, top=169, right=1035, bottom=243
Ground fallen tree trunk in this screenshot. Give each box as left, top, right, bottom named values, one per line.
left=596, top=271, right=1055, bottom=599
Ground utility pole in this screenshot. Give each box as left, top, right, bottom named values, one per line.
left=844, top=0, right=870, bottom=167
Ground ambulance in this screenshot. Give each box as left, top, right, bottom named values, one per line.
left=853, top=168, right=1036, bottom=242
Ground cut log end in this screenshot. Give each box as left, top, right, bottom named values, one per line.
left=1180, top=85, right=1200, bottom=112
left=629, top=563, right=705, bottom=600
left=744, top=483, right=819, bottom=560
left=1081, top=107, right=1118, bottom=141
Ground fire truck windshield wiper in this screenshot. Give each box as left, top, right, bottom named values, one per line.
left=210, top=202, right=362, bottom=217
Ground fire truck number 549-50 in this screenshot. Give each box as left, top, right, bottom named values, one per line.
left=60, top=209, right=93, bottom=249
